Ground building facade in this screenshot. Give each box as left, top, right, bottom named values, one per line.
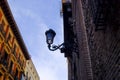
left=62, top=0, right=120, bottom=80
left=0, top=0, right=39, bottom=80
left=25, top=60, right=40, bottom=80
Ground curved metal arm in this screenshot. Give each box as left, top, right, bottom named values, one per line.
left=48, top=43, right=64, bottom=51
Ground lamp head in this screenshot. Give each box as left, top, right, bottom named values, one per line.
left=45, top=29, right=56, bottom=44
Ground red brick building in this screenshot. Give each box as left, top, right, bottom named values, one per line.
left=0, top=0, right=31, bottom=80
left=62, top=0, right=120, bottom=80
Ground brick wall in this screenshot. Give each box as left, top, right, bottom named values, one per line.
left=81, top=0, right=120, bottom=80
left=66, top=0, right=119, bottom=80
left=69, top=0, right=93, bottom=80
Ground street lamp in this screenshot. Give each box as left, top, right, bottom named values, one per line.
left=45, top=29, right=56, bottom=45
left=45, top=29, right=65, bottom=52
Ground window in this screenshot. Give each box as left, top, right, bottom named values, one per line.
left=7, top=33, right=11, bottom=42
left=22, top=60, right=25, bottom=67
left=28, top=76, right=32, bottom=80
left=18, top=54, right=21, bottom=65
left=28, top=61, right=29, bottom=64
left=15, top=69, right=18, bottom=77
left=14, top=69, right=19, bottom=80
left=26, top=72, right=28, bottom=80
left=7, top=33, right=14, bottom=47
left=0, top=20, right=5, bottom=36
left=0, top=72, right=3, bottom=80
left=2, top=51, right=8, bottom=67
left=20, top=74, right=25, bottom=80
left=9, top=61, right=13, bottom=74
left=13, top=44, right=16, bottom=55
left=0, top=72, right=2, bottom=77
left=1, top=20, right=5, bottom=28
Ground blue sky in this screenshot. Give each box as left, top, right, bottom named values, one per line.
left=8, top=0, right=67, bottom=80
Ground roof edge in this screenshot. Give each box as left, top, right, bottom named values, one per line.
left=0, top=0, right=31, bottom=59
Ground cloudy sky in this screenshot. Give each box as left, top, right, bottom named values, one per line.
left=8, top=0, right=67, bottom=80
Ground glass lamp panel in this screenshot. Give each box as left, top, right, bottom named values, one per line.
left=46, top=33, right=53, bottom=44
left=45, top=29, right=56, bottom=44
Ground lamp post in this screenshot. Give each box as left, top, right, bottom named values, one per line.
left=45, top=29, right=65, bottom=52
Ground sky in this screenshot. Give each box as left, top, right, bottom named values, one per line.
left=8, top=0, right=67, bottom=80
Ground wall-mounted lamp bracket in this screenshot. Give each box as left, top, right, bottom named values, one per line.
left=48, top=43, right=65, bottom=53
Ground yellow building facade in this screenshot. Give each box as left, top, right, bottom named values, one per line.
left=0, top=0, right=30, bottom=80
left=25, top=60, right=40, bottom=80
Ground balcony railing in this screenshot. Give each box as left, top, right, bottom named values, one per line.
left=89, top=0, right=109, bottom=31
